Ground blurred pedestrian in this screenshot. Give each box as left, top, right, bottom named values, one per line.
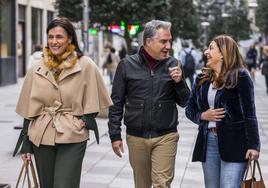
left=119, top=45, right=127, bottom=60
left=15, top=17, right=112, bottom=188
left=102, top=43, right=120, bottom=85
left=108, top=20, right=190, bottom=188
left=179, top=41, right=198, bottom=88
left=185, top=35, right=260, bottom=188
left=261, top=46, right=268, bottom=94
left=200, top=47, right=208, bottom=67
left=27, top=44, right=43, bottom=70
left=245, top=43, right=257, bottom=81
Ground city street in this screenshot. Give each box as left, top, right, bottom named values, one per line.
left=0, top=71, right=268, bottom=188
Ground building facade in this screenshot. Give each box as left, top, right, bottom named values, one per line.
left=0, top=0, right=16, bottom=86
left=17, top=0, right=55, bottom=77
left=0, top=0, right=55, bottom=86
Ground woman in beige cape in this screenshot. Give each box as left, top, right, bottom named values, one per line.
left=15, top=17, right=112, bottom=188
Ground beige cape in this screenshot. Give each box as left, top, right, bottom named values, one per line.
left=16, top=56, right=112, bottom=146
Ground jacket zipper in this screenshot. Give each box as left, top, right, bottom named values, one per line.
left=150, top=69, right=154, bottom=138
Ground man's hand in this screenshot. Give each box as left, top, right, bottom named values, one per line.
left=169, top=66, right=182, bottom=83
left=112, top=140, right=124, bottom=158
left=201, top=108, right=225, bottom=121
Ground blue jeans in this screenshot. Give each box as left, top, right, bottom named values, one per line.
left=202, top=132, right=246, bottom=188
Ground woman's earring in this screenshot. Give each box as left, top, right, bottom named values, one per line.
left=68, top=40, right=72, bottom=44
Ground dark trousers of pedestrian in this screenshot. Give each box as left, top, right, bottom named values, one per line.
left=265, top=75, right=268, bottom=93
left=33, top=141, right=87, bottom=188
left=184, top=72, right=194, bottom=89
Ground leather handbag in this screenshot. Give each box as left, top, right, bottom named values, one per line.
left=241, top=160, right=266, bottom=188
left=15, top=160, right=39, bottom=188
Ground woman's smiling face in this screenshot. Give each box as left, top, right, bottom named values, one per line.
left=47, top=26, right=70, bottom=58
left=205, top=41, right=223, bottom=70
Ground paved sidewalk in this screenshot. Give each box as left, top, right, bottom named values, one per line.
left=0, top=71, right=268, bottom=188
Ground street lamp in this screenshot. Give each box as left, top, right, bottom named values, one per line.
left=198, top=0, right=228, bottom=47
left=201, top=21, right=210, bottom=47
left=248, top=1, right=258, bottom=8
left=248, top=0, right=259, bottom=38
left=83, top=0, right=89, bottom=55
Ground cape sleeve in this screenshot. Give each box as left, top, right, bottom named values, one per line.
left=82, top=59, right=113, bottom=114
left=15, top=68, right=34, bottom=119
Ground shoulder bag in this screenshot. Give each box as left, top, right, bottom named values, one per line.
left=15, top=160, right=39, bottom=188
left=240, top=160, right=266, bottom=188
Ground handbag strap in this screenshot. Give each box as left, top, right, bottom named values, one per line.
left=15, top=161, right=27, bottom=188
left=243, top=160, right=253, bottom=181
left=25, top=161, right=32, bottom=188
left=15, top=160, right=39, bottom=188
left=243, top=160, right=264, bottom=182
left=29, top=160, right=39, bottom=188
left=253, top=160, right=264, bottom=181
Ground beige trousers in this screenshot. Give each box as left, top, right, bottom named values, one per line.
left=126, top=132, right=179, bottom=188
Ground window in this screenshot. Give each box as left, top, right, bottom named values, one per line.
left=47, top=11, right=54, bottom=25
left=32, top=7, right=43, bottom=50
left=0, top=0, right=12, bottom=57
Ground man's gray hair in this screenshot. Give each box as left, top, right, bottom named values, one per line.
left=143, top=20, right=171, bottom=45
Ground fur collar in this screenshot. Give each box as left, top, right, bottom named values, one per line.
left=43, top=44, right=78, bottom=81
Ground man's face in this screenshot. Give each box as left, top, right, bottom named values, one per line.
left=145, top=28, right=172, bottom=60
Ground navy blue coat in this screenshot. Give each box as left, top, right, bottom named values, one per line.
left=185, top=69, right=260, bottom=162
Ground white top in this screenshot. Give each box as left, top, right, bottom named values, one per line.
left=27, top=51, right=43, bottom=70
left=207, top=83, right=217, bottom=128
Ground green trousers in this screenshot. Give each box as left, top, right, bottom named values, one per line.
left=33, top=141, right=87, bottom=188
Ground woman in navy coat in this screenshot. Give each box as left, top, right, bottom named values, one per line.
left=185, top=35, right=260, bottom=188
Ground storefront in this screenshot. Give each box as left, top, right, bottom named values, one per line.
left=0, top=0, right=16, bottom=86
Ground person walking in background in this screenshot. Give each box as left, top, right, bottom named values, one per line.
left=119, top=45, right=127, bottom=60
left=102, top=43, right=120, bottom=85
left=27, top=44, right=43, bottom=70
left=185, top=35, right=260, bottom=188
left=245, top=43, right=258, bottom=81
left=15, top=17, right=112, bottom=188
left=108, top=20, right=190, bottom=188
left=179, top=41, right=198, bottom=88
left=261, top=46, right=268, bottom=94
left=200, top=47, right=208, bottom=67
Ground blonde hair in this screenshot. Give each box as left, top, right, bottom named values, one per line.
left=199, top=35, right=246, bottom=89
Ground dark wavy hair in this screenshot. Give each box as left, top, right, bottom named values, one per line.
left=46, top=17, right=83, bottom=58
left=198, top=35, right=246, bottom=89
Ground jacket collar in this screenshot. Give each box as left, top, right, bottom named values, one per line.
left=35, top=60, right=82, bottom=87
left=57, top=61, right=81, bottom=82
